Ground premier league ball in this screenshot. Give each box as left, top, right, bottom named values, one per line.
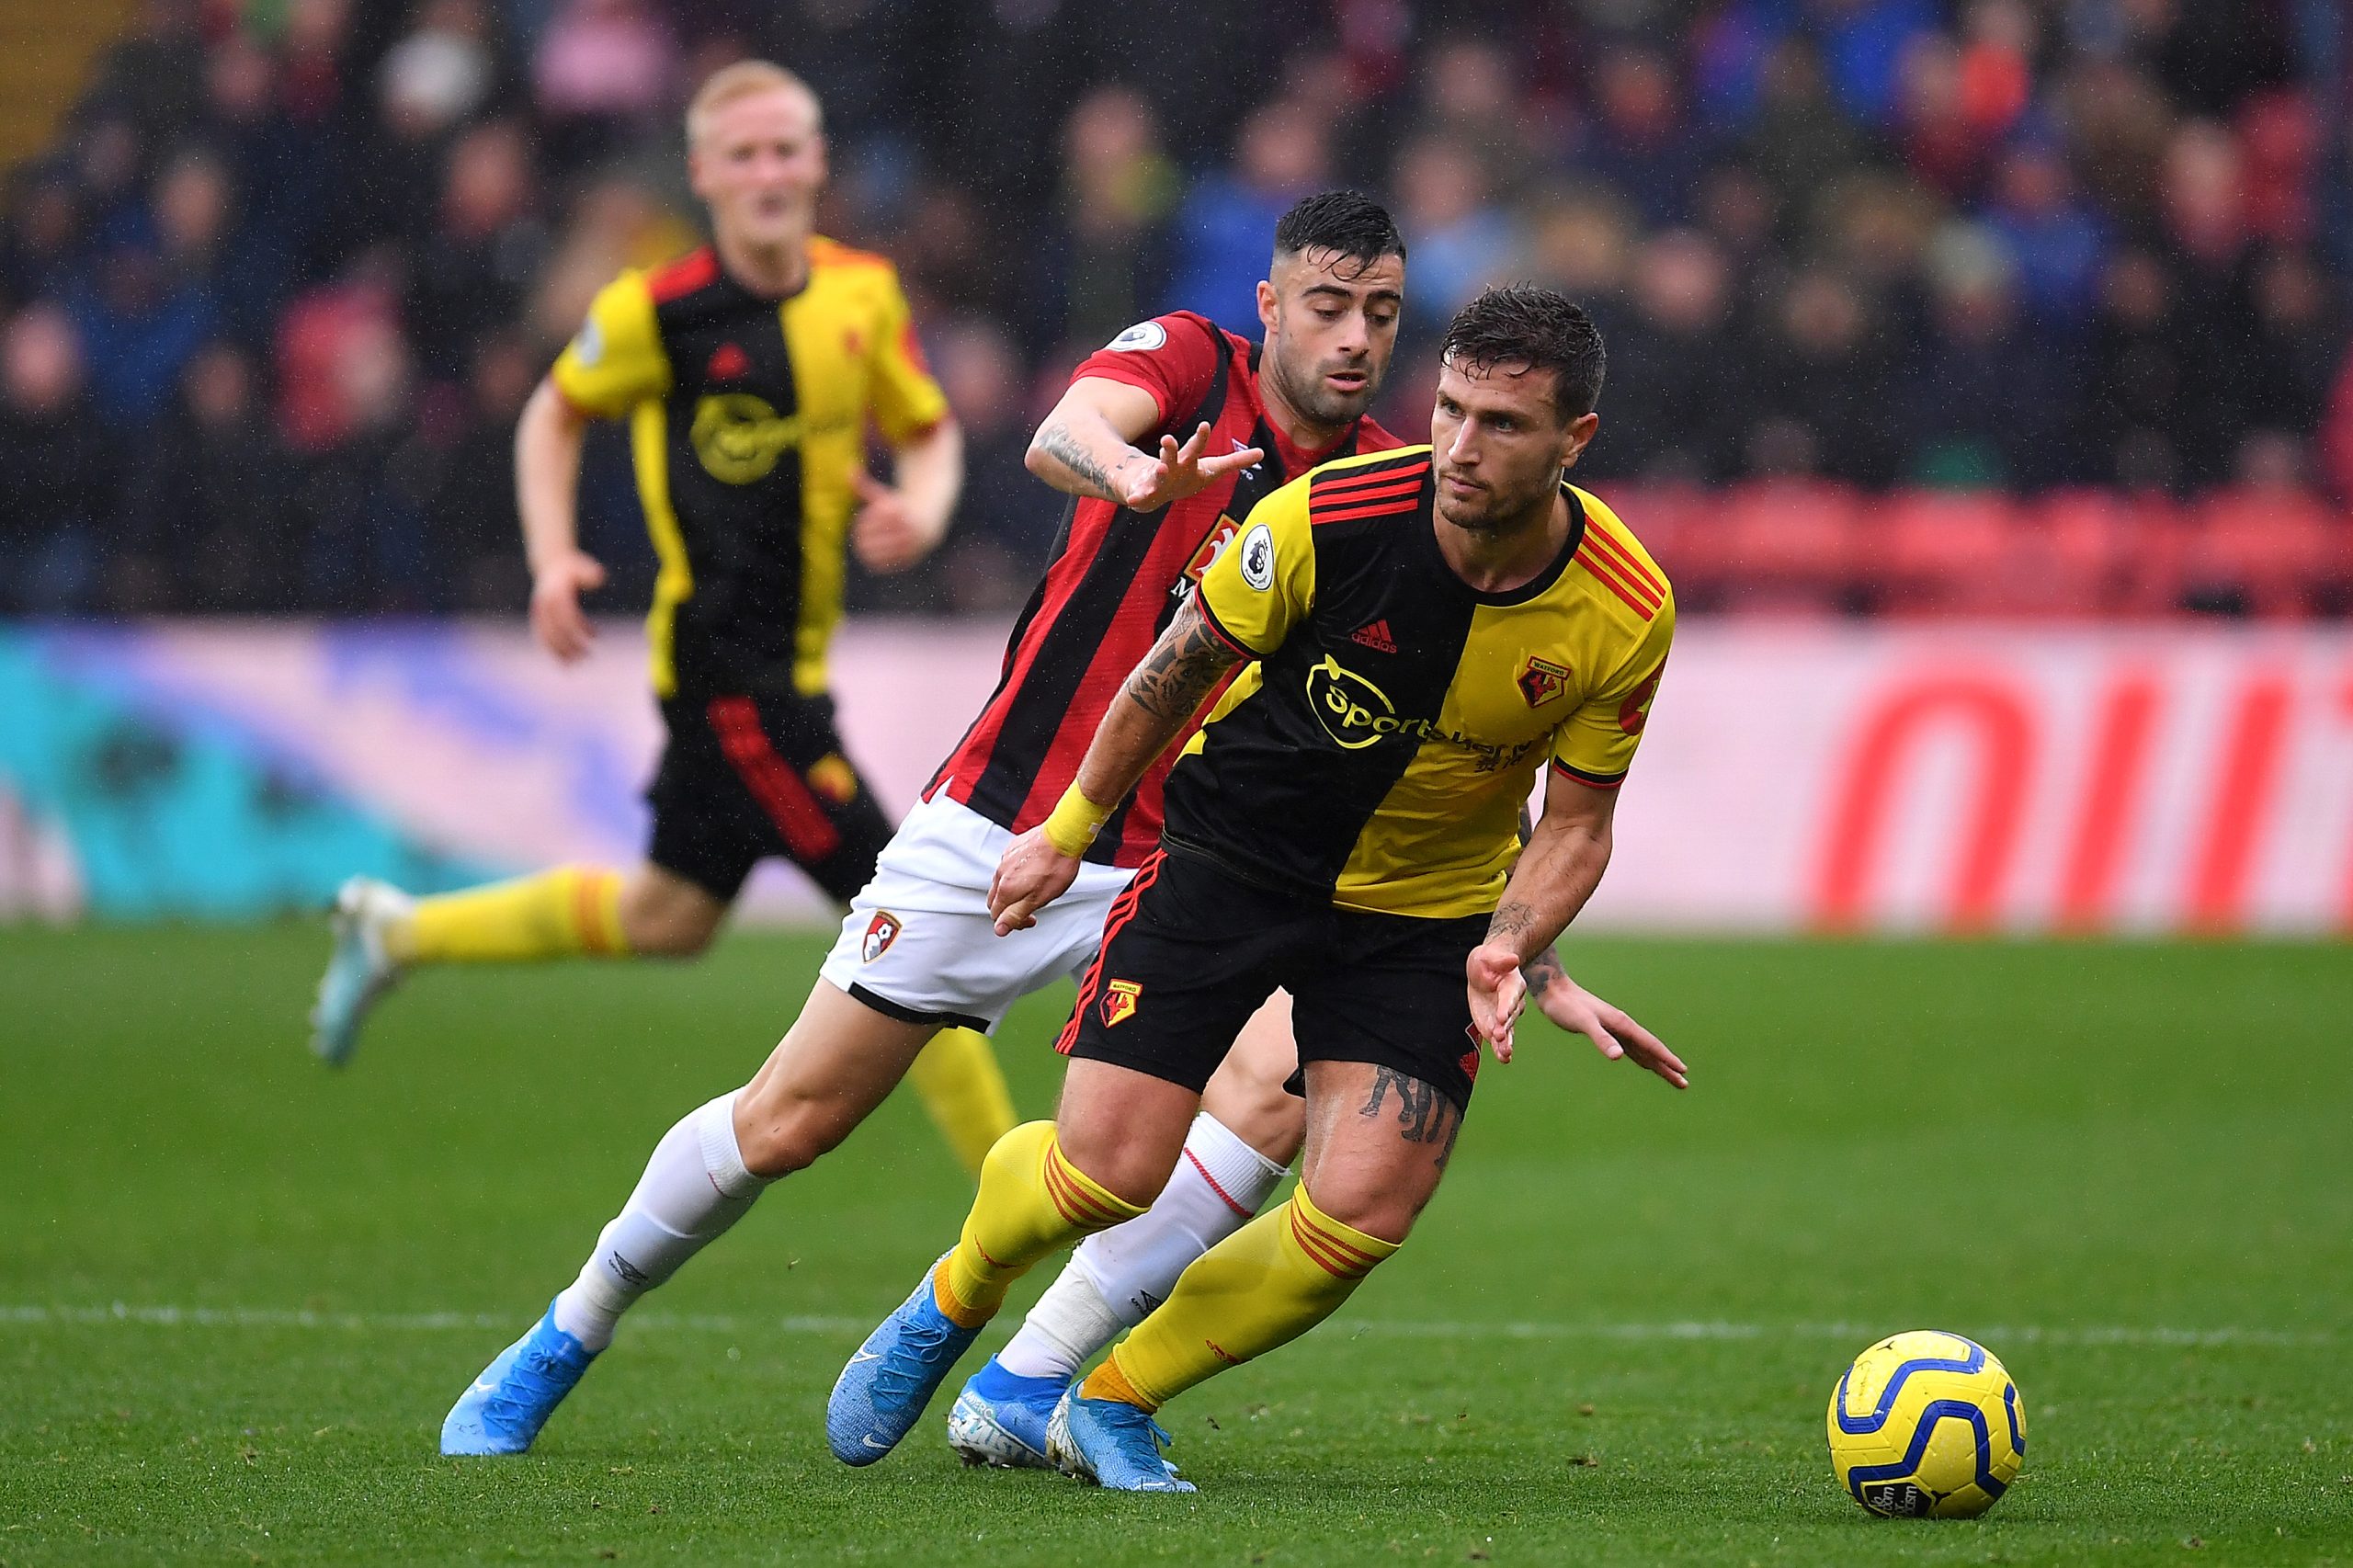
left=1826, top=1331, right=2026, bottom=1518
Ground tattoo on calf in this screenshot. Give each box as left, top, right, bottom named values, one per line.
left=1358, top=1066, right=1464, bottom=1169
left=1125, top=597, right=1238, bottom=721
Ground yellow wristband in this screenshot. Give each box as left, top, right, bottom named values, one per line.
left=1041, top=781, right=1113, bottom=858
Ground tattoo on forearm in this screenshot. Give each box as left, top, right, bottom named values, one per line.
left=1124, top=597, right=1238, bottom=721
left=1487, top=900, right=1537, bottom=949
left=1359, top=1066, right=1464, bottom=1170
left=1038, top=423, right=1118, bottom=500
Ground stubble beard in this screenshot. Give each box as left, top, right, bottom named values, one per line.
left=1435, top=472, right=1555, bottom=539
left=1267, top=339, right=1373, bottom=432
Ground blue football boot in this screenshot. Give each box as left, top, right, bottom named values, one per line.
left=311, top=877, right=408, bottom=1066
left=827, top=1257, right=982, bottom=1465
left=946, top=1357, right=1069, bottom=1469
left=1046, top=1389, right=1196, bottom=1493
left=440, top=1301, right=597, bottom=1456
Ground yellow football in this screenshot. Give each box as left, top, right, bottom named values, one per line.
left=1826, top=1330, right=2025, bottom=1518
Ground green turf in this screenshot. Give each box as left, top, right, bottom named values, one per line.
left=3, top=927, right=2349, bottom=1566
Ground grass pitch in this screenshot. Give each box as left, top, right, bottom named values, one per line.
left=3, top=926, right=2349, bottom=1566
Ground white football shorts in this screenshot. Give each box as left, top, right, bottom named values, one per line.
left=816, top=791, right=1139, bottom=1032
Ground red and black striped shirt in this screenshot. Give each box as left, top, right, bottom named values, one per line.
left=928, top=312, right=1402, bottom=867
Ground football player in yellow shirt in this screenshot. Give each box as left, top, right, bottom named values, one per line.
left=309, top=61, right=1013, bottom=1177
left=833, top=285, right=1689, bottom=1489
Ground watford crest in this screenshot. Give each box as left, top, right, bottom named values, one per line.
left=1518, top=655, right=1570, bottom=708
left=1101, top=979, right=1142, bottom=1027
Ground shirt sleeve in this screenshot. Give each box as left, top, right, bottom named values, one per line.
left=866, top=266, right=951, bottom=445
left=549, top=271, right=669, bottom=417
left=1067, top=312, right=1223, bottom=428
left=1192, top=474, right=1314, bottom=658
left=1551, top=594, right=1675, bottom=790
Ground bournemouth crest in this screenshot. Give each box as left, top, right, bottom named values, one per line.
left=860, top=911, right=902, bottom=963
left=1518, top=654, right=1571, bottom=708
left=1174, top=515, right=1239, bottom=602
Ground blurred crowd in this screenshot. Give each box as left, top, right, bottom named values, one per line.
left=3, top=0, right=2349, bottom=619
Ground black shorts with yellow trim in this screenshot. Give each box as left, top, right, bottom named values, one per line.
left=647, top=693, right=894, bottom=903
left=1058, top=844, right=1488, bottom=1111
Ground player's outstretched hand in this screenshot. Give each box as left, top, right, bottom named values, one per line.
left=530, top=550, right=606, bottom=664
left=989, top=825, right=1082, bottom=937
left=1466, top=942, right=1526, bottom=1065
left=1531, top=974, right=1688, bottom=1090
left=850, top=470, right=933, bottom=574
left=1113, top=422, right=1264, bottom=512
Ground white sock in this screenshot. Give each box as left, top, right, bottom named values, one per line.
left=995, top=1265, right=1125, bottom=1381
left=993, top=1112, right=1287, bottom=1381
left=550, top=1092, right=770, bottom=1351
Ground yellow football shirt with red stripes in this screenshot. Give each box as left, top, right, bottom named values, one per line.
left=550, top=238, right=948, bottom=701
left=1165, top=444, right=1674, bottom=920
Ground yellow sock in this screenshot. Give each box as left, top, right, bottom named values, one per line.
left=933, top=1121, right=1144, bottom=1329
left=1094, top=1182, right=1398, bottom=1411
left=388, top=866, right=628, bottom=964
left=905, top=1028, right=1017, bottom=1180
left=1076, top=1353, right=1152, bottom=1409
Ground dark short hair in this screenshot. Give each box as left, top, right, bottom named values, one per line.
left=1439, top=284, right=1607, bottom=421
left=1273, top=190, right=1406, bottom=275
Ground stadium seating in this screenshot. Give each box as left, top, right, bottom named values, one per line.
left=1700, top=481, right=1865, bottom=615
left=2028, top=490, right=2153, bottom=618
left=1874, top=491, right=2024, bottom=617
left=1605, top=482, right=2353, bottom=620
left=2181, top=486, right=2353, bottom=619
left=3, top=4, right=2345, bottom=623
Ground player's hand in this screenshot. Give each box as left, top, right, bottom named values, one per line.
left=850, top=469, right=937, bottom=574
left=1110, top=422, right=1264, bottom=512
left=529, top=550, right=606, bottom=664
left=1532, top=974, right=1688, bottom=1090
left=1466, top=942, right=1527, bottom=1065
left=989, top=825, right=1082, bottom=936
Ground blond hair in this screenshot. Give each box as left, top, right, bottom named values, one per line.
left=685, top=60, right=821, bottom=146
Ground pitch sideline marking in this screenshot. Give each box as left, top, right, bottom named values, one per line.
left=0, top=1302, right=2331, bottom=1348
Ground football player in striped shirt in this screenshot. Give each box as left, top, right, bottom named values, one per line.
left=309, top=62, right=1017, bottom=1176
left=833, top=285, right=1688, bottom=1491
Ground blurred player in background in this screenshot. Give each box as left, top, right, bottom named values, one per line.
left=307, top=61, right=1016, bottom=1174
left=832, top=286, right=1688, bottom=1490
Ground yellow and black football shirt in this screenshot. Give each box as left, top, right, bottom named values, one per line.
left=551, top=238, right=949, bottom=700
left=1169, top=445, right=1674, bottom=919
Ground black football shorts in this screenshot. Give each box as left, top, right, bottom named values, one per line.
left=647, top=692, right=894, bottom=903
left=1058, top=846, right=1489, bottom=1110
